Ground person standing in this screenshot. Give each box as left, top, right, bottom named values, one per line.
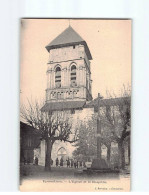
left=67, top=158, right=70, bottom=168
left=50, top=159, right=53, bottom=166
left=56, top=158, right=59, bottom=167
left=80, top=161, right=82, bottom=168
left=71, top=159, right=73, bottom=168
left=60, top=157, right=63, bottom=167
left=74, top=159, right=77, bottom=169
left=76, top=160, right=78, bottom=168
left=35, top=157, right=38, bottom=165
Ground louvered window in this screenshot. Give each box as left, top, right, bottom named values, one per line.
left=70, top=65, right=77, bottom=87
left=55, top=66, right=61, bottom=88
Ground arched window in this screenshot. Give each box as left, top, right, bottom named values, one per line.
left=70, top=64, right=77, bottom=87
left=55, top=66, right=61, bottom=88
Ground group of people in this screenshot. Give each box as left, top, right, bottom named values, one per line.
left=55, top=157, right=86, bottom=168
left=24, top=155, right=86, bottom=168
left=56, top=157, right=64, bottom=167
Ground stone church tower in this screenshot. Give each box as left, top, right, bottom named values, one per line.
left=37, top=26, right=93, bottom=166
left=41, top=25, right=92, bottom=112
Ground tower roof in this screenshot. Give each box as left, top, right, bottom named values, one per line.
left=46, top=26, right=92, bottom=60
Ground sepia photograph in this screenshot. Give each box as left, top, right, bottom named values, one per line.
left=20, top=19, right=131, bottom=191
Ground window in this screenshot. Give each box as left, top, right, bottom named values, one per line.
left=70, top=65, right=77, bottom=87
left=55, top=66, right=61, bottom=88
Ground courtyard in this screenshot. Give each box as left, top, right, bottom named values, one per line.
left=20, top=164, right=130, bottom=183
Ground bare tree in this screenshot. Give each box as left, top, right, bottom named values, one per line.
left=100, top=85, right=131, bottom=169
left=20, top=99, right=79, bottom=171
left=72, top=85, right=131, bottom=169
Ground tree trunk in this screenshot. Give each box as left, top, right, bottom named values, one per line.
left=118, top=141, right=125, bottom=170
left=45, top=138, right=53, bottom=171
left=107, top=145, right=111, bottom=167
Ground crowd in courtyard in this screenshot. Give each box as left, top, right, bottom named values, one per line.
left=23, top=155, right=88, bottom=169
left=54, top=157, right=86, bottom=169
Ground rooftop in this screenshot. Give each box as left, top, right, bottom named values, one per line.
left=46, top=26, right=92, bottom=60
left=41, top=100, right=86, bottom=112
left=85, top=96, right=131, bottom=112
left=20, top=121, right=40, bottom=135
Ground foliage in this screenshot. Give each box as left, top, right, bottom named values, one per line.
left=72, top=114, right=113, bottom=161
left=72, top=118, right=97, bottom=161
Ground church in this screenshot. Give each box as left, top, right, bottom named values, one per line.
left=34, top=25, right=95, bottom=166
left=32, top=25, right=130, bottom=168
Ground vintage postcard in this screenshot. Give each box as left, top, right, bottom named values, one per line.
left=20, top=19, right=131, bottom=191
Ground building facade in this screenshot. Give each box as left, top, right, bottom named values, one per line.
left=20, top=122, right=41, bottom=164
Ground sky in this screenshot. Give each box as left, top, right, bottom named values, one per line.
left=20, top=19, right=131, bottom=105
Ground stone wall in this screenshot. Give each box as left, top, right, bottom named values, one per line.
left=49, top=45, right=84, bottom=63
left=34, top=140, right=46, bottom=166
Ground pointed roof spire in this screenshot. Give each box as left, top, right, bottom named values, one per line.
left=46, top=26, right=92, bottom=60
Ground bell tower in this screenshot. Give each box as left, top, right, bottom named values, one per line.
left=41, top=26, right=92, bottom=112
